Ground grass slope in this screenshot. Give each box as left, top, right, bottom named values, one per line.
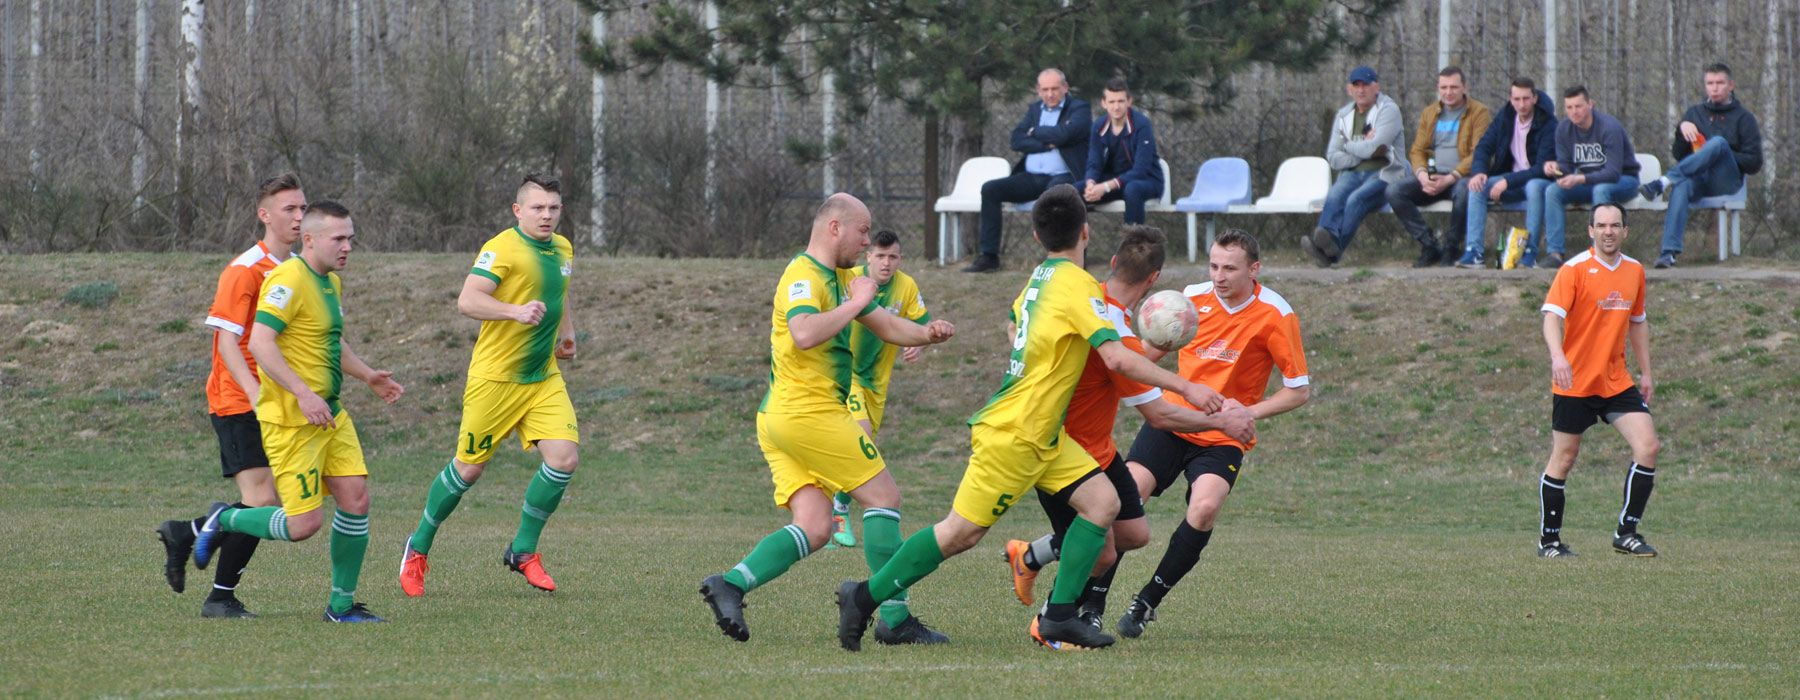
left=1, top=253, right=1796, bottom=697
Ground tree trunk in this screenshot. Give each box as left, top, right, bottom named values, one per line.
left=821, top=69, right=836, bottom=196
left=922, top=110, right=939, bottom=262
left=131, top=0, right=149, bottom=211
left=28, top=0, right=42, bottom=179
left=588, top=8, right=607, bottom=248
left=177, top=0, right=203, bottom=238
left=3, top=0, right=15, bottom=135
left=244, top=0, right=254, bottom=34
left=351, top=0, right=363, bottom=191
left=703, top=1, right=718, bottom=214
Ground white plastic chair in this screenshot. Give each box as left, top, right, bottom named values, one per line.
left=933, top=157, right=1012, bottom=265
left=1231, top=157, right=1330, bottom=214
left=1174, top=158, right=1253, bottom=261
left=1692, top=183, right=1748, bottom=260
left=1625, top=154, right=1666, bottom=211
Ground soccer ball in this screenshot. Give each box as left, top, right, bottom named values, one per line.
left=1136, top=290, right=1198, bottom=352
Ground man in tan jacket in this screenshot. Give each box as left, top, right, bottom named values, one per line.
left=1385, top=66, right=1492, bottom=267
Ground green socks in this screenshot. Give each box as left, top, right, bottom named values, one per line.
left=328, top=510, right=369, bottom=613
left=512, top=463, right=573, bottom=554
left=723, top=524, right=812, bottom=592
left=860, top=508, right=911, bottom=627
left=832, top=491, right=853, bottom=515
left=219, top=506, right=293, bottom=541
left=869, top=525, right=944, bottom=603
left=411, top=462, right=471, bottom=555
left=1049, top=516, right=1107, bottom=606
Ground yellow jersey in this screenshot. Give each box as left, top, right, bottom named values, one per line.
left=761, top=253, right=876, bottom=415
left=849, top=267, right=931, bottom=394
left=968, top=257, right=1120, bottom=449
left=467, top=227, right=573, bottom=384
left=252, top=257, right=345, bottom=427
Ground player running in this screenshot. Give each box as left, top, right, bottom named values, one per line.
left=400, top=174, right=583, bottom=595
left=1001, top=225, right=1255, bottom=628
left=1113, top=229, right=1311, bottom=640
left=1536, top=203, right=1662, bottom=558
left=835, top=185, right=1224, bottom=652
left=156, top=173, right=307, bottom=619
left=828, top=229, right=933, bottom=549
left=701, top=193, right=957, bottom=645
left=191, top=201, right=406, bottom=623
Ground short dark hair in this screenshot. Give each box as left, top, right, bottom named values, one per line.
left=1112, top=225, right=1165, bottom=284
left=257, top=172, right=302, bottom=204
left=1213, top=228, right=1260, bottom=263
left=1437, top=66, right=1465, bottom=83
left=1591, top=202, right=1627, bottom=227
left=1562, top=84, right=1589, bottom=100
left=1031, top=185, right=1086, bottom=252
left=304, top=200, right=351, bottom=221
left=1704, top=62, right=1732, bottom=77
left=1510, top=76, right=1537, bottom=91
left=1103, top=77, right=1130, bottom=95
left=520, top=172, right=561, bottom=197
left=871, top=229, right=900, bottom=249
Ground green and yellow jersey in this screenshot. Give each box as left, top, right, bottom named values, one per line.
left=761, top=253, right=876, bottom=415
left=968, top=258, right=1120, bottom=449
left=253, top=257, right=345, bottom=426
left=848, top=267, right=931, bottom=395
left=467, top=227, right=573, bottom=385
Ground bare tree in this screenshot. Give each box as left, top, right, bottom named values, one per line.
left=2, top=0, right=14, bottom=134
left=132, top=0, right=150, bottom=210
left=1761, top=0, right=1781, bottom=183
left=176, top=0, right=203, bottom=236
left=588, top=7, right=606, bottom=248
left=28, top=0, right=41, bottom=178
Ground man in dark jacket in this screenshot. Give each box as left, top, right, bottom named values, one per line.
left=1536, top=85, right=1640, bottom=268
left=1457, top=78, right=1556, bottom=268
left=1078, top=77, right=1164, bottom=225
left=967, top=68, right=1091, bottom=272
left=1638, top=63, right=1764, bottom=268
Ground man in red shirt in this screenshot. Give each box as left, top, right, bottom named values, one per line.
left=1536, top=202, right=1662, bottom=558
left=155, top=173, right=307, bottom=617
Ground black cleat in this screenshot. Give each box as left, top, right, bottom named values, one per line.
left=1612, top=532, right=1658, bottom=557
left=1537, top=542, right=1578, bottom=558
left=156, top=519, right=195, bottom=593
left=700, top=574, right=750, bottom=642
left=1078, top=608, right=1105, bottom=631
left=1031, top=613, right=1116, bottom=650
left=835, top=580, right=876, bottom=652
left=1115, top=595, right=1157, bottom=639
left=1413, top=243, right=1444, bottom=268
left=201, top=596, right=257, bottom=619
left=874, top=615, right=950, bottom=645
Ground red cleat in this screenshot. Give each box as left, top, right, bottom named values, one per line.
left=399, top=536, right=429, bottom=597
left=504, top=546, right=557, bottom=592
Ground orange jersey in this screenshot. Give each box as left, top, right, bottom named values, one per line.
left=1065, top=296, right=1161, bottom=466
left=204, top=241, right=289, bottom=416
left=1169, top=282, right=1309, bottom=451
left=1541, top=248, right=1646, bottom=398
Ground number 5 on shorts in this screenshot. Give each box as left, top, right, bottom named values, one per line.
left=991, top=492, right=1015, bottom=516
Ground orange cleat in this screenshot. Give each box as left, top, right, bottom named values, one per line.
left=504, top=546, right=557, bottom=592
left=399, top=536, right=429, bottom=597
left=1003, top=539, right=1039, bottom=606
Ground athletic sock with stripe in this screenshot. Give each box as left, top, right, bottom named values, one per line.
left=411, top=461, right=472, bottom=555
left=218, top=506, right=295, bottom=541
left=1540, top=473, right=1567, bottom=545
left=512, top=463, right=573, bottom=554
left=1616, top=463, right=1655, bottom=536
left=722, top=524, right=812, bottom=593
left=1045, top=517, right=1108, bottom=621
left=328, top=510, right=370, bottom=614
left=860, top=508, right=912, bottom=627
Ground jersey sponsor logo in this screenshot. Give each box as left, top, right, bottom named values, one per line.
left=1089, top=297, right=1108, bottom=319
left=263, top=285, right=293, bottom=309
left=916, top=292, right=927, bottom=309
left=474, top=251, right=498, bottom=271
left=885, top=304, right=900, bottom=315
left=561, top=260, right=573, bottom=277
left=788, top=279, right=812, bottom=302
left=1194, top=339, right=1241, bottom=363
left=1198, top=305, right=1214, bottom=313
left=1589, top=268, right=1600, bottom=274
left=1597, top=291, right=1632, bottom=310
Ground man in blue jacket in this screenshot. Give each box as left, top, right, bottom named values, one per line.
left=1534, top=86, right=1640, bottom=268
left=1457, top=78, right=1556, bottom=268
left=1638, top=63, right=1764, bottom=268
left=967, top=69, right=1090, bottom=272
left=1078, top=78, right=1163, bottom=225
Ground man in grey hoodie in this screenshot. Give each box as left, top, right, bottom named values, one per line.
left=1305, top=66, right=1408, bottom=267
left=1637, top=63, right=1763, bottom=268
left=1534, top=85, right=1640, bottom=268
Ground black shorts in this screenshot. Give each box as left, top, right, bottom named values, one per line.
left=1124, top=424, right=1245, bottom=498
left=1036, top=453, right=1146, bottom=535
left=1551, top=387, right=1651, bottom=435
left=210, top=411, right=270, bottom=478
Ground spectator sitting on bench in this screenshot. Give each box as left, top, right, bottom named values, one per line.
left=1458, top=78, right=1556, bottom=269
left=1077, top=77, right=1164, bottom=225
left=1386, top=65, right=1491, bottom=268
left=1638, top=62, right=1764, bottom=269
left=1306, top=66, right=1408, bottom=268
left=968, top=68, right=1091, bottom=273
left=1534, top=85, right=1640, bottom=269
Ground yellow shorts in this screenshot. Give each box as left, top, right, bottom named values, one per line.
left=456, top=374, right=580, bottom=464
left=951, top=424, right=1099, bottom=528
left=846, top=384, right=887, bottom=437
left=758, top=409, right=887, bottom=508
left=262, top=412, right=369, bottom=517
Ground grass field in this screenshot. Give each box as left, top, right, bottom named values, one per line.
left=2, top=251, right=1797, bottom=697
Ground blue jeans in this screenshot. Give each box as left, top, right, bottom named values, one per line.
left=1540, top=175, right=1640, bottom=255
left=1464, top=177, right=1534, bottom=254
left=1319, top=170, right=1388, bottom=251
left=1661, top=137, right=1744, bottom=254
left=1084, top=177, right=1165, bottom=224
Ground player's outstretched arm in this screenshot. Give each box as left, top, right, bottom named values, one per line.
left=1249, top=386, right=1309, bottom=420
left=247, top=322, right=335, bottom=428
left=341, top=340, right=404, bottom=404
left=1542, top=312, right=1573, bottom=391
left=458, top=274, right=544, bottom=325
left=1097, top=340, right=1221, bottom=412
left=1137, top=397, right=1254, bottom=443
left=1628, top=319, right=1653, bottom=403
left=856, top=308, right=955, bottom=348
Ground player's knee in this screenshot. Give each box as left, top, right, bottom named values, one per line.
left=286, top=511, right=324, bottom=541
left=1636, top=438, right=1661, bottom=464
left=241, top=491, right=280, bottom=508
left=454, top=460, right=488, bottom=484
left=1186, top=499, right=1222, bottom=530
left=1115, top=524, right=1150, bottom=552
left=544, top=452, right=578, bottom=472
left=1094, top=545, right=1119, bottom=572
left=795, top=513, right=834, bottom=552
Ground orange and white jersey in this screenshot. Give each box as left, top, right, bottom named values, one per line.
left=1541, top=248, right=1646, bottom=398
left=1065, top=295, right=1162, bottom=466
left=1168, top=281, right=1309, bottom=451
left=204, top=241, right=289, bottom=416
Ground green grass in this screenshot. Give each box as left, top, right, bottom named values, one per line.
left=1, top=253, right=1797, bottom=697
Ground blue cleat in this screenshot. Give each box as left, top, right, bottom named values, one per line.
left=323, top=602, right=387, bottom=623
left=191, top=502, right=230, bottom=570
